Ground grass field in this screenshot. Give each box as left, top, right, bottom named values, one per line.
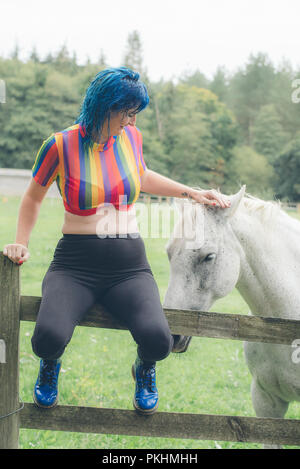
left=1, top=195, right=300, bottom=449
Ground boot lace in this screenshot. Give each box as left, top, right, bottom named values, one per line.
left=39, top=360, right=58, bottom=389
left=137, top=365, right=156, bottom=393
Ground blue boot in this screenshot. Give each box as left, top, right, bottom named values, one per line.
left=131, top=356, right=159, bottom=415
left=33, top=358, right=62, bottom=408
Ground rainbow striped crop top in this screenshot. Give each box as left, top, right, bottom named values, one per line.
left=31, top=123, right=147, bottom=215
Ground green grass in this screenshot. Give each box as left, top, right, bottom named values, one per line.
left=1, top=195, right=300, bottom=449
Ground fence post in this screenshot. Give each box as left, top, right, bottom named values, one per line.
left=0, top=253, right=21, bottom=449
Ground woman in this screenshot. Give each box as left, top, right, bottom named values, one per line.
left=3, top=67, right=230, bottom=415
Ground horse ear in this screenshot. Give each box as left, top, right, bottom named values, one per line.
left=223, top=184, right=246, bottom=218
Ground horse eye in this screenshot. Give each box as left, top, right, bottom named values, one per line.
left=203, top=253, right=216, bottom=262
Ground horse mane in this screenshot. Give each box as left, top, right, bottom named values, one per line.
left=238, top=192, right=283, bottom=226
left=176, top=187, right=295, bottom=236
left=190, top=185, right=283, bottom=226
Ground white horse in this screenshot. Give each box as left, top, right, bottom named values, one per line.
left=164, top=185, right=300, bottom=449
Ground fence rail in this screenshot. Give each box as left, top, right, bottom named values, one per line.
left=20, top=295, right=300, bottom=345
left=19, top=403, right=300, bottom=446
left=1, top=252, right=300, bottom=448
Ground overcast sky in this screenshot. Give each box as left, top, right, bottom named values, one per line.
left=1, top=0, right=300, bottom=81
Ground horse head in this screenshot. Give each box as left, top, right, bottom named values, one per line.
left=164, top=185, right=246, bottom=351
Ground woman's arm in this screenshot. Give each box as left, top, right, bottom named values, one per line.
left=16, top=179, right=49, bottom=246
left=3, top=179, right=48, bottom=263
left=140, top=169, right=231, bottom=208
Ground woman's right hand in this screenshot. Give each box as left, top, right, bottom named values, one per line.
left=2, top=243, right=30, bottom=265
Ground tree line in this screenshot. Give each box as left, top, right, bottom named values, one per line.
left=1, top=32, right=300, bottom=201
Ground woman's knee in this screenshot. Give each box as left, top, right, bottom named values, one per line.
left=31, top=323, right=67, bottom=360
left=135, top=323, right=174, bottom=362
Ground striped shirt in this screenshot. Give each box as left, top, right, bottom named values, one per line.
left=31, top=123, right=147, bottom=215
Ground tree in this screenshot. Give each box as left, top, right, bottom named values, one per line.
left=43, top=52, right=54, bottom=65
left=52, top=44, right=77, bottom=74
left=10, top=43, right=20, bottom=61
left=271, top=59, right=300, bottom=138
left=123, top=30, right=145, bottom=76
left=274, top=135, right=300, bottom=201
left=227, top=52, right=276, bottom=145
left=179, top=70, right=209, bottom=89
left=29, top=46, right=40, bottom=63
left=228, top=146, right=275, bottom=197
left=97, top=49, right=107, bottom=68
left=0, top=59, right=80, bottom=169
left=1, top=48, right=300, bottom=202
left=155, top=84, right=238, bottom=190
left=209, top=66, right=229, bottom=103
left=252, top=104, right=289, bottom=164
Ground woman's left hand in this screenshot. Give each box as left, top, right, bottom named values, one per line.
left=188, top=189, right=231, bottom=208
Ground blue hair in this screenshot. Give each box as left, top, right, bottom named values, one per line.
left=75, top=67, right=149, bottom=147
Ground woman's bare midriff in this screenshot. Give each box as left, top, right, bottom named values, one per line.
left=61, top=204, right=140, bottom=235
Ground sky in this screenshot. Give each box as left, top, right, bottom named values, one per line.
left=1, top=0, right=300, bottom=82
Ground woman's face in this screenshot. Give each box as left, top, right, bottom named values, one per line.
left=100, top=109, right=137, bottom=141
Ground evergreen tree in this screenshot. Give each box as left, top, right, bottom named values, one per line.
left=228, top=52, right=275, bottom=145
left=271, top=59, right=300, bottom=137
left=123, top=30, right=145, bottom=76
left=98, top=49, right=107, bottom=68
left=29, top=46, right=40, bottom=63
left=252, top=104, right=289, bottom=164
left=10, top=43, right=20, bottom=60
left=179, top=70, right=209, bottom=88
left=209, top=66, right=228, bottom=102
left=43, top=52, right=54, bottom=65
left=274, top=135, right=300, bottom=201
left=53, top=44, right=77, bottom=74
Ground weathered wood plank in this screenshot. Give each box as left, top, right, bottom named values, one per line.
left=20, top=296, right=300, bottom=345
left=20, top=295, right=127, bottom=330
left=19, top=403, right=300, bottom=446
left=0, top=255, right=21, bottom=449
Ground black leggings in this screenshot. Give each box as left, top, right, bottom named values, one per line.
left=31, top=233, right=174, bottom=364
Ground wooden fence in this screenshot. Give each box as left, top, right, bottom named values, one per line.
left=1, top=252, right=300, bottom=448
left=139, top=195, right=300, bottom=213
left=281, top=202, right=300, bottom=213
